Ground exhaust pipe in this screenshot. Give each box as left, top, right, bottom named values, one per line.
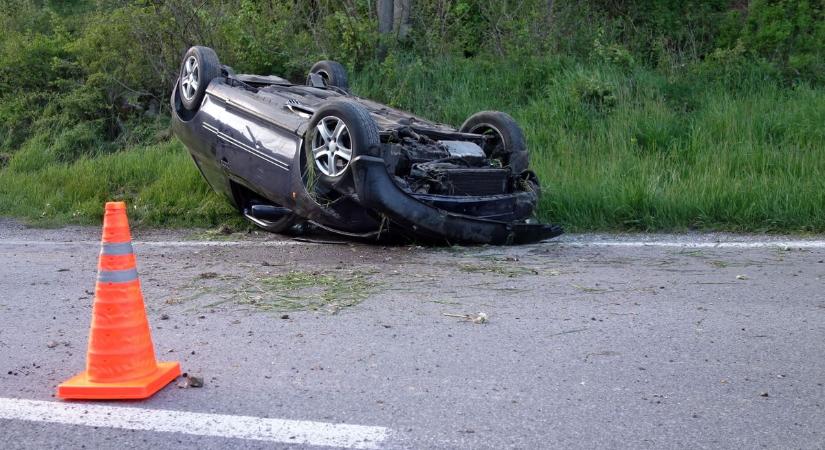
left=246, top=204, right=292, bottom=221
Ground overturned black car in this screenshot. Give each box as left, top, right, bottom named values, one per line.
left=171, top=46, right=562, bottom=245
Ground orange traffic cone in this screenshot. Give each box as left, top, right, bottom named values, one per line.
left=57, top=202, right=180, bottom=400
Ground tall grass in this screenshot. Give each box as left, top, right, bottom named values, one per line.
left=0, top=141, right=236, bottom=228
left=354, top=57, right=825, bottom=232
left=1, top=57, right=823, bottom=232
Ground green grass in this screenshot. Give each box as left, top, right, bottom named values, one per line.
left=0, top=140, right=237, bottom=228
left=1, top=56, right=824, bottom=232
left=354, top=57, right=825, bottom=232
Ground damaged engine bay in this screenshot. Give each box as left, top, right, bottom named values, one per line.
left=373, top=128, right=540, bottom=222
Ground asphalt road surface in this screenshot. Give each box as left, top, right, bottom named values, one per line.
left=1, top=219, right=823, bottom=449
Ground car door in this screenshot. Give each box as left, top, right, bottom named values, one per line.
left=203, top=84, right=304, bottom=205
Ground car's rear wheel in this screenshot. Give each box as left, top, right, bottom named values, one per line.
left=303, top=100, right=379, bottom=197
left=306, top=60, right=349, bottom=91
left=179, top=46, right=221, bottom=111
left=459, top=111, right=529, bottom=174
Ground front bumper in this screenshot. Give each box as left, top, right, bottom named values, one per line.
left=351, top=156, right=563, bottom=245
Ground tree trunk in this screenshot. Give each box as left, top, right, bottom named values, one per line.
left=378, top=0, right=412, bottom=37
left=393, top=0, right=412, bottom=39
left=377, top=0, right=394, bottom=35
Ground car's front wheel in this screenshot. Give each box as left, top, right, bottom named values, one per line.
left=459, top=111, right=529, bottom=174
left=303, top=100, right=380, bottom=197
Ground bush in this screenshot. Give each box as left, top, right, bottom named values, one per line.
left=741, top=0, right=825, bottom=84
left=572, top=76, right=618, bottom=113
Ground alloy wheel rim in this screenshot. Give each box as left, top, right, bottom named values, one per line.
left=180, top=56, right=199, bottom=101
left=311, top=116, right=352, bottom=177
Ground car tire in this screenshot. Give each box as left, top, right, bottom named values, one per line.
left=178, top=46, right=221, bottom=111
left=307, top=60, right=349, bottom=91
left=304, top=100, right=379, bottom=195
left=459, top=111, right=529, bottom=174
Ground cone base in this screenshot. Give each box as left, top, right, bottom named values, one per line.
left=56, top=361, right=181, bottom=400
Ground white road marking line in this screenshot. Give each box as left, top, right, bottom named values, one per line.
left=0, top=239, right=312, bottom=247
left=0, top=398, right=389, bottom=449
left=562, top=240, right=825, bottom=249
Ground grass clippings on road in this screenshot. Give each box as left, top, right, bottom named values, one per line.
left=175, top=269, right=381, bottom=314
left=458, top=262, right=541, bottom=277
left=237, top=270, right=379, bottom=313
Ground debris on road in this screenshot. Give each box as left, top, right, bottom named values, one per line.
left=221, top=270, right=378, bottom=313
left=549, top=328, right=588, bottom=337
left=178, top=373, right=204, bottom=388
left=736, top=274, right=749, bottom=280
left=443, top=312, right=488, bottom=324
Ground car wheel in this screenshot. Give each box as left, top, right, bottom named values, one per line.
left=459, top=111, right=529, bottom=174
left=304, top=100, right=379, bottom=195
left=306, top=60, right=349, bottom=91
left=178, top=46, right=221, bottom=111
